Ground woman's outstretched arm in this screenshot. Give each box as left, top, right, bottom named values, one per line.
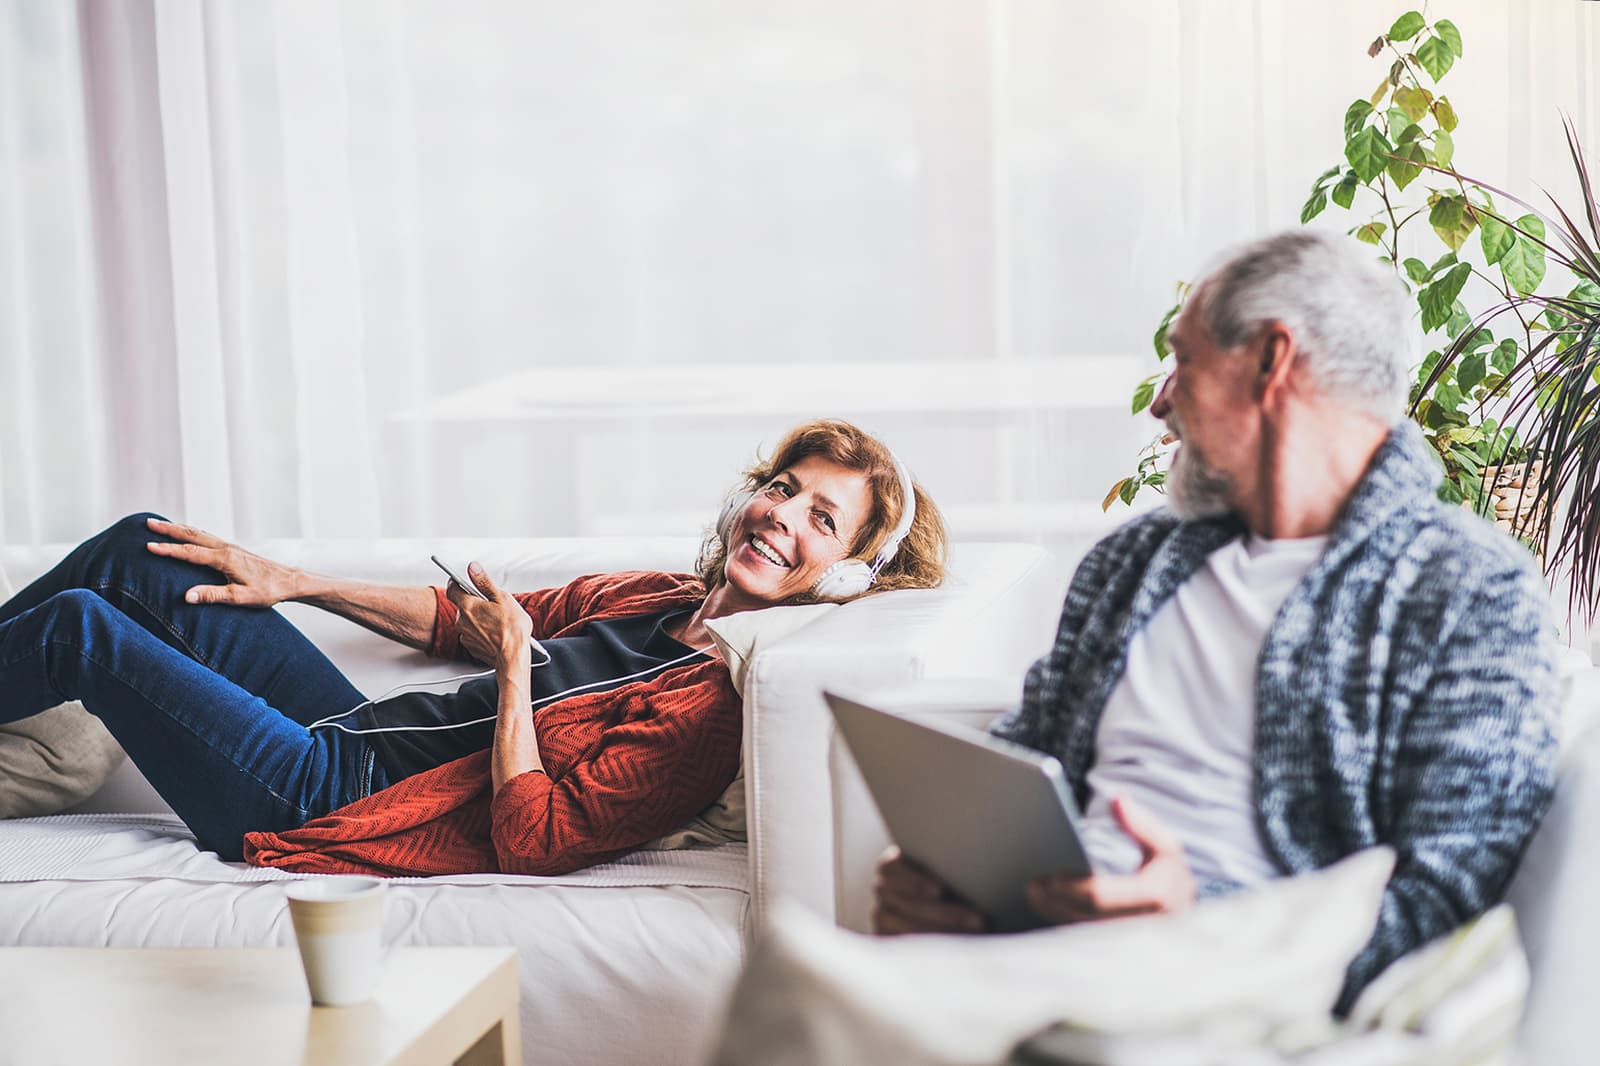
left=142, top=517, right=437, bottom=650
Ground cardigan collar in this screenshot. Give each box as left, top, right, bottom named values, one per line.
left=1129, top=420, right=1440, bottom=630
left=1175, top=418, right=1438, bottom=560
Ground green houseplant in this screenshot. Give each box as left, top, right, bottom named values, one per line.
left=1108, top=8, right=1542, bottom=515
left=1110, top=8, right=1559, bottom=533
left=1110, top=6, right=1600, bottom=615
left=1419, top=119, right=1600, bottom=616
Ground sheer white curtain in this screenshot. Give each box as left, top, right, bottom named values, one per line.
left=4, top=0, right=1600, bottom=557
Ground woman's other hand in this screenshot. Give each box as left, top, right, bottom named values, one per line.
left=445, top=563, right=533, bottom=671
left=144, top=517, right=301, bottom=607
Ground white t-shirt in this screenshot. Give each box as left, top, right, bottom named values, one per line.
left=1078, top=532, right=1329, bottom=887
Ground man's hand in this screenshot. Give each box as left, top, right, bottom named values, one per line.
left=445, top=564, right=534, bottom=672
left=1026, top=795, right=1196, bottom=924
left=144, top=517, right=300, bottom=607
left=871, top=847, right=986, bottom=935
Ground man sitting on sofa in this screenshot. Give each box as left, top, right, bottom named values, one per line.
left=872, top=228, right=1561, bottom=1014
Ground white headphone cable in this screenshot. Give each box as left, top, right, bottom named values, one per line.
left=307, top=642, right=716, bottom=736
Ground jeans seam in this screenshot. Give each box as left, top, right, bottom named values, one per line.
left=87, top=579, right=217, bottom=672
left=39, top=635, right=312, bottom=821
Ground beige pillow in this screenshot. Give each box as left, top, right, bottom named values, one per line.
left=711, top=848, right=1397, bottom=1065
left=0, top=564, right=125, bottom=818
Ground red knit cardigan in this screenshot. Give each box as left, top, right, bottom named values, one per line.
left=242, top=571, right=741, bottom=877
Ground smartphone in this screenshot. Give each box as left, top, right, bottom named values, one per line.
left=431, top=554, right=490, bottom=600
left=429, top=555, right=550, bottom=662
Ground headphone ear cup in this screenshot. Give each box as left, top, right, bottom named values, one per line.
left=717, top=490, right=754, bottom=545
left=812, top=559, right=873, bottom=601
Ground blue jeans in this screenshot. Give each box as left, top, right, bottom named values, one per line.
left=0, top=513, right=390, bottom=859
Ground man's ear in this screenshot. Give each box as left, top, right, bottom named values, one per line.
left=1256, top=324, right=1296, bottom=403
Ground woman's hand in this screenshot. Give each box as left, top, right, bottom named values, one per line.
left=445, top=563, right=534, bottom=671
left=143, top=517, right=301, bottom=607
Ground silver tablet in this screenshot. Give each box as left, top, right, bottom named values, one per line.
left=825, top=691, right=1092, bottom=933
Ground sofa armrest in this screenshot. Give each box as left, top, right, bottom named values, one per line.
left=743, top=542, right=1053, bottom=932
left=1509, top=716, right=1600, bottom=1064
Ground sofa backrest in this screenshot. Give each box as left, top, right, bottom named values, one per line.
left=1, top=536, right=1057, bottom=933
left=738, top=542, right=1056, bottom=929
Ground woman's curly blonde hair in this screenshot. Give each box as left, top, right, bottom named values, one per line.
left=696, top=419, right=948, bottom=598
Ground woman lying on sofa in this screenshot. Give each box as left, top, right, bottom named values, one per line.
left=0, top=419, right=946, bottom=875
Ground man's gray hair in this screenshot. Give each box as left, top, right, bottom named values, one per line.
left=1199, top=229, right=1418, bottom=422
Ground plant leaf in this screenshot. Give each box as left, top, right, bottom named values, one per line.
left=1131, top=375, right=1159, bottom=415
left=1355, top=222, right=1387, bottom=246
left=1457, top=352, right=1487, bottom=395
left=1501, top=215, right=1548, bottom=295
left=1428, top=194, right=1476, bottom=251
left=1416, top=36, right=1456, bottom=81
left=1119, top=478, right=1140, bottom=505
left=1388, top=141, right=1428, bottom=190
left=1492, top=338, right=1518, bottom=374
left=1435, top=19, right=1463, bottom=57
left=1331, top=170, right=1360, bottom=209
left=1479, top=212, right=1514, bottom=265
left=1446, top=299, right=1472, bottom=339
left=1300, top=189, right=1329, bottom=224
left=1344, top=100, right=1374, bottom=140
left=1389, top=11, right=1427, bottom=42
left=1420, top=262, right=1472, bottom=332
left=1394, top=85, right=1432, bottom=123
left=1403, top=257, right=1430, bottom=284
left=1433, top=127, right=1454, bottom=166
left=1346, top=126, right=1394, bottom=184
left=1432, top=96, right=1458, bottom=132
left=1434, top=378, right=1465, bottom=412
left=1370, top=77, right=1392, bottom=109
left=1103, top=478, right=1131, bottom=512
left=1153, top=299, right=1182, bottom=360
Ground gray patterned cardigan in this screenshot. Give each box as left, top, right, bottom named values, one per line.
left=991, top=421, right=1560, bottom=1013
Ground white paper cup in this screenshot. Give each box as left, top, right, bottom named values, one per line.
left=285, top=877, right=387, bottom=1006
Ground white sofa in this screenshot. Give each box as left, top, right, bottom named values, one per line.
left=0, top=536, right=1060, bottom=1066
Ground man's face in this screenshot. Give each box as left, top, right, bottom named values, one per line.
left=1149, top=290, right=1263, bottom=520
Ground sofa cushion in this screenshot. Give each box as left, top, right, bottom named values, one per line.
left=0, top=813, right=748, bottom=1066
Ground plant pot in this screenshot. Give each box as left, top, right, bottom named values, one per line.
left=1477, top=459, right=1545, bottom=553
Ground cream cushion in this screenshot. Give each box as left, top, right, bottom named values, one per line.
left=0, top=565, right=125, bottom=818
left=712, top=848, right=1397, bottom=1066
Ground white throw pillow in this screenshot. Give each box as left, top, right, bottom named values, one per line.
left=0, top=564, right=125, bottom=817
left=711, top=848, right=1396, bottom=1066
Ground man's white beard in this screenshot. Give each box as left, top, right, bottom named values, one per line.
left=1167, top=432, right=1236, bottom=521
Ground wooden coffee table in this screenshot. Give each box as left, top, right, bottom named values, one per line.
left=0, top=946, right=521, bottom=1065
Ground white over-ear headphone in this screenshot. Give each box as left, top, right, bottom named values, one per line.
left=716, top=452, right=918, bottom=602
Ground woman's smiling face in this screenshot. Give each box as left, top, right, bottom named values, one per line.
left=721, top=454, right=875, bottom=606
